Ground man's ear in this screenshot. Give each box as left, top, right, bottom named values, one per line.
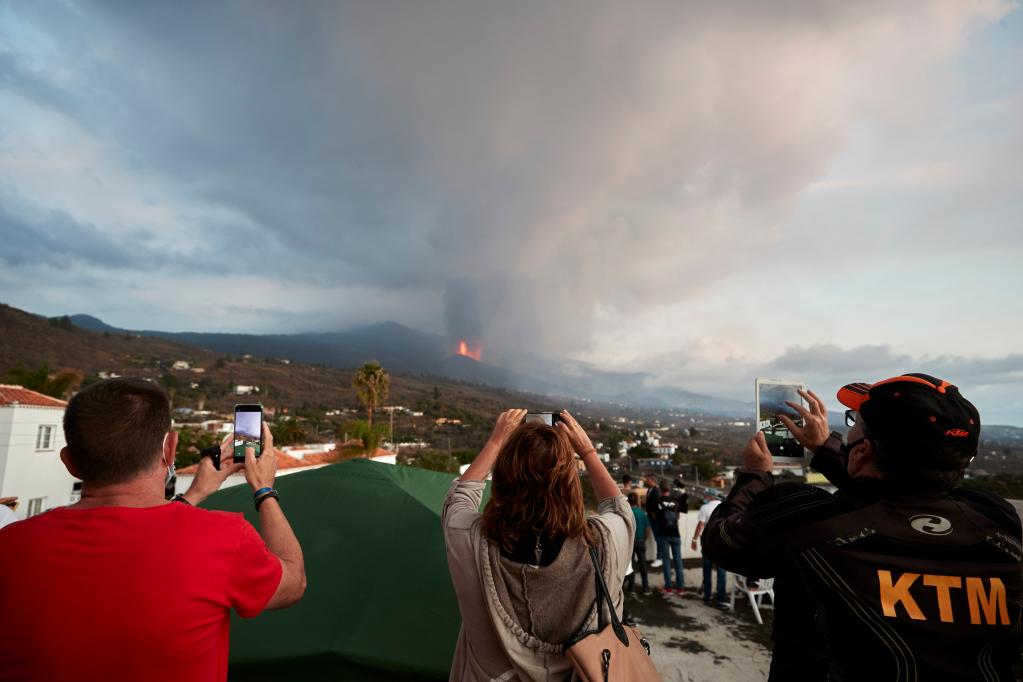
left=848, top=439, right=880, bottom=478
left=60, top=447, right=81, bottom=479
left=163, top=431, right=179, bottom=468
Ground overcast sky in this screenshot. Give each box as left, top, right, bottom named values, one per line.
left=2, top=1, right=1022, bottom=423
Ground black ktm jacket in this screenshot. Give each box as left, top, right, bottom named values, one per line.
left=703, top=444, right=1023, bottom=682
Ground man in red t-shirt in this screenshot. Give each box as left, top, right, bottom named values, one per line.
left=0, top=378, right=306, bottom=682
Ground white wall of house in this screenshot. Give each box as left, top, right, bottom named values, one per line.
left=0, top=405, right=79, bottom=520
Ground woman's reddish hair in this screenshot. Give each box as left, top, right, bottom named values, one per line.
left=481, top=422, right=594, bottom=552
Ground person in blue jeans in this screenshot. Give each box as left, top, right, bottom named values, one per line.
left=652, top=480, right=684, bottom=593
left=692, top=497, right=728, bottom=606
left=624, top=493, right=650, bottom=592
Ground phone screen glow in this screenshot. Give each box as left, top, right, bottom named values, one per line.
left=234, top=411, right=262, bottom=459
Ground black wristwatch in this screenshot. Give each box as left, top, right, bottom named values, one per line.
left=171, top=494, right=191, bottom=505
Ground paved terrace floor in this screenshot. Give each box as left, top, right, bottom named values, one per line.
left=625, top=566, right=772, bottom=682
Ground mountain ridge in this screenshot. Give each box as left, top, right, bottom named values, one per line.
left=68, top=312, right=748, bottom=416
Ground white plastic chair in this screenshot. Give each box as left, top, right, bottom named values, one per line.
left=729, top=574, right=775, bottom=624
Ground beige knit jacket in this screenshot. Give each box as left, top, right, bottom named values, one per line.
left=442, top=479, right=635, bottom=682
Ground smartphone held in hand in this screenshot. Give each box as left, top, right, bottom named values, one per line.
left=524, top=412, right=564, bottom=427
left=234, top=404, right=264, bottom=464
left=755, top=378, right=807, bottom=466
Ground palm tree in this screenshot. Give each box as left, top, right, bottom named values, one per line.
left=352, top=361, right=389, bottom=429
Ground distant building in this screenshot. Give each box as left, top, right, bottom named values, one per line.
left=234, top=385, right=259, bottom=396
left=434, top=417, right=462, bottom=426
left=172, top=360, right=191, bottom=370
left=0, top=385, right=78, bottom=521
left=652, top=443, right=677, bottom=457
left=191, top=367, right=206, bottom=374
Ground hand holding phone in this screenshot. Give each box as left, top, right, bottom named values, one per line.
left=755, top=379, right=807, bottom=465
left=523, top=411, right=564, bottom=427
left=777, top=388, right=831, bottom=452
left=244, top=422, right=278, bottom=493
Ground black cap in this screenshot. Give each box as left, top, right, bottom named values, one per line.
left=837, top=373, right=979, bottom=469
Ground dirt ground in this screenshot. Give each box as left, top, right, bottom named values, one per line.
left=624, top=567, right=773, bottom=682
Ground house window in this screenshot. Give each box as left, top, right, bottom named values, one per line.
left=36, top=425, right=55, bottom=450
left=27, top=497, right=46, bottom=517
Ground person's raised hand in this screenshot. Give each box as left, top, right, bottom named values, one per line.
left=183, top=433, right=244, bottom=504
left=489, top=409, right=527, bottom=448
left=777, top=389, right=830, bottom=451
left=244, top=421, right=278, bottom=492
left=743, top=432, right=773, bottom=473
left=557, top=410, right=597, bottom=457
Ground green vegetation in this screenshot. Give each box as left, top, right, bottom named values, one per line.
left=48, top=315, right=75, bottom=331
left=353, top=361, right=389, bottom=428
left=271, top=418, right=309, bottom=446
left=1, top=364, right=78, bottom=399
left=399, top=448, right=476, bottom=474
left=962, top=475, right=1023, bottom=500
left=342, top=419, right=389, bottom=454
left=174, top=427, right=218, bottom=468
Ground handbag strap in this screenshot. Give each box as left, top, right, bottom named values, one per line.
left=587, top=545, right=630, bottom=647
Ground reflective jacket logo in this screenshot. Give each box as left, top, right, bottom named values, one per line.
left=910, top=514, right=952, bottom=536
left=878, top=570, right=1010, bottom=625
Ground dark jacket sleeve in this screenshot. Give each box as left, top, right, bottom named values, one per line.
left=810, top=440, right=851, bottom=488
left=702, top=470, right=780, bottom=578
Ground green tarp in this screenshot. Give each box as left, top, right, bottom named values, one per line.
left=203, top=459, right=486, bottom=681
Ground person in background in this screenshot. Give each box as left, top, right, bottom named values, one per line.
left=621, top=474, right=634, bottom=495
left=654, top=480, right=685, bottom=594
left=625, top=492, right=651, bottom=593
left=442, top=409, right=635, bottom=681
left=0, top=378, right=306, bottom=682
left=691, top=496, right=727, bottom=607
left=644, top=474, right=663, bottom=568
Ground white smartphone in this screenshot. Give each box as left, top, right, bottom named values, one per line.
left=754, top=378, right=807, bottom=466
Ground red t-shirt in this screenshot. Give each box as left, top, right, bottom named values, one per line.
left=0, top=502, right=282, bottom=682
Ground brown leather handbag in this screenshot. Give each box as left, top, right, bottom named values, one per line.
left=564, top=547, right=663, bottom=681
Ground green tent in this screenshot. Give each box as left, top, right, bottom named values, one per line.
left=203, top=459, right=486, bottom=681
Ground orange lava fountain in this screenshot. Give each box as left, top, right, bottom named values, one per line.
left=457, top=339, right=483, bottom=361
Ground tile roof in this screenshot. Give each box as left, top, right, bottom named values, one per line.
left=176, top=447, right=336, bottom=474
left=0, top=385, right=68, bottom=409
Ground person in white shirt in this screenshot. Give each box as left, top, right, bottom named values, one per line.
left=691, top=496, right=727, bottom=606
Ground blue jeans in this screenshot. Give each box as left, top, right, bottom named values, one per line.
left=702, top=558, right=727, bottom=602
left=658, top=536, right=683, bottom=588
left=625, top=540, right=649, bottom=591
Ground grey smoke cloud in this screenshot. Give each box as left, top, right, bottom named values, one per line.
left=0, top=0, right=1020, bottom=412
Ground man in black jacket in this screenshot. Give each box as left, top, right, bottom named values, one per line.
left=704, top=374, right=1022, bottom=681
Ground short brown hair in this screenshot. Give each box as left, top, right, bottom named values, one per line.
left=63, top=378, right=171, bottom=485
left=481, top=422, right=594, bottom=552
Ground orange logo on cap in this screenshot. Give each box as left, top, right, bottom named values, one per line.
left=945, top=429, right=970, bottom=437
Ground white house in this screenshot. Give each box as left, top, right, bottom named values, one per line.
left=172, top=360, right=191, bottom=370
left=234, top=385, right=259, bottom=396
left=0, top=385, right=79, bottom=520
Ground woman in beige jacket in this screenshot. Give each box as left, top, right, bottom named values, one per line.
left=442, top=409, right=635, bottom=681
